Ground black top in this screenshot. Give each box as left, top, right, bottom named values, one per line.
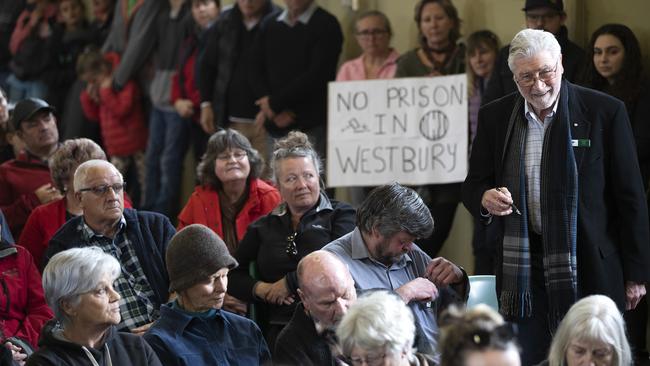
left=249, top=7, right=343, bottom=135
left=226, top=25, right=260, bottom=121
left=228, top=193, right=355, bottom=325
left=27, top=321, right=162, bottom=366
left=274, top=304, right=336, bottom=366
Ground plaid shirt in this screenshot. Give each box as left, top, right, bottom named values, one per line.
left=79, top=218, right=158, bottom=331
left=524, top=98, right=558, bottom=234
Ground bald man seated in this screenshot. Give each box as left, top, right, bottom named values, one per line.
left=274, top=251, right=356, bottom=366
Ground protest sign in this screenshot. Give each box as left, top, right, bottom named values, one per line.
left=327, top=74, right=468, bottom=187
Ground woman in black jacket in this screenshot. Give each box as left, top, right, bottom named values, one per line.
left=26, top=247, right=162, bottom=366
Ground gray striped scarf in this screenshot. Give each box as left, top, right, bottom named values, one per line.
left=500, top=82, right=578, bottom=327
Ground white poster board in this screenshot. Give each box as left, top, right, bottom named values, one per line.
left=327, top=74, right=468, bottom=187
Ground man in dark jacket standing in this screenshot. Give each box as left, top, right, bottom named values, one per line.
left=462, top=29, right=650, bottom=365
left=249, top=0, right=343, bottom=158
left=46, top=159, right=175, bottom=336
left=482, top=0, right=584, bottom=104
left=198, top=0, right=280, bottom=166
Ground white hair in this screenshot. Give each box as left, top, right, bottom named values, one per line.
left=42, top=247, right=121, bottom=325
left=73, top=159, right=122, bottom=192
left=507, top=28, right=561, bottom=72
left=547, top=295, right=631, bottom=366
left=336, top=290, right=416, bottom=362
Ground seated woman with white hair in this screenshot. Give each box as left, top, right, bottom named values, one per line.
left=542, top=294, right=632, bottom=366
left=438, top=305, right=520, bottom=366
left=26, top=247, right=162, bottom=366
left=336, top=290, right=435, bottom=366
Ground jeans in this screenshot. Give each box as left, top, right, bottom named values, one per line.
left=6, top=74, right=47, bottom=103
left=144, top=107, right=190, bottom=218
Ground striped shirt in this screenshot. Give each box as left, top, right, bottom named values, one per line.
left=524, top=97, right=559, bottom=234
left=79, top=218, right=158, bottom=331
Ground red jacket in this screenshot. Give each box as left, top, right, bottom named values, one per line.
left=19, top=197, right=134, bottom=270
left=0, top=243, right=53, bottom=348
left=0, top=151, right=53, bottom=239
left=178, top=179, right=281, bottom=246
left=170, top=46, right=200, bottom=124
left=80, top=53, right=148, bottom=157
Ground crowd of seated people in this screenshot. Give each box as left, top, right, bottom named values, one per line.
left=0, top=0, right=648, bottom=364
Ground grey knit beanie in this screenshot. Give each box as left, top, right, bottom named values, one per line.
left=166, top=224, right=238, bottom=293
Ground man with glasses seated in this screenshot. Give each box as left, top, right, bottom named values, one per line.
left=482, top=0, right=585, bottom=104
left=463, top=29, right=650, bottom=365
left=44, top=159, right=176, bottom=336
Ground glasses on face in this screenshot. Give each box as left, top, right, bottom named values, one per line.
left=286, top=232, right=298, bottom=259
left=216, top=151, right=248, bottom=161
left=355, top=28, right=388, bottom=38
left=347, top=353, right=386, bottom=366
left=78, top=182, right=126, bottom=196
left=525, top=11, right=561, bottom=23
left=514, top=59, right=559, bottom=87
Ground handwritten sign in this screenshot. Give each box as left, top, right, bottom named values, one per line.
left=327, top=74, right=468, bottom=187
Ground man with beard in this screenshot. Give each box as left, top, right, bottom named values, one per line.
left=324, top=183, right=468, bottom=360
left=274, top=250, right=355, bottom=365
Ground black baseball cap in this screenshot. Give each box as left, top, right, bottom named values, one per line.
left=522, top=0, right=564, bottom=12
left=11, top=98, right=56, bottom=130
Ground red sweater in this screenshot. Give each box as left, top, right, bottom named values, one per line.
left=19, top=197, right=134, bottom=270
left=0, top=152, right=53, bottom=238
left=170, top=48, right=200, bottom=123
left=178, top=179, right=281, bottom=245
left=0, top=243, right=53, bottom=348
left=80, top=53, right=148, bottom=157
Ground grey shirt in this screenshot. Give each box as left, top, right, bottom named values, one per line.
left=323, top=228, right=468, bottom=358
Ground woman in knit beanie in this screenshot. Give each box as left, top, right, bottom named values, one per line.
left=143, top=224, right=272, bottom=365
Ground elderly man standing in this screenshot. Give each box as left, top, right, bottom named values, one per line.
left=462, top=29, right=650, bottom=365
left=45, top=159, right=175, bottom=335
left=250, top=0, right=342, bottom=158
left=0, top=98, right=62, bottom=238
left=274, top=250, right=356, bottom=365
left=482, top=0, right=584, bottom=104
left=324, top=183, right=468, bottom=360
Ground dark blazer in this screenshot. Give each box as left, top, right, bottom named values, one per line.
left=462, top=80, right=650, bottom=310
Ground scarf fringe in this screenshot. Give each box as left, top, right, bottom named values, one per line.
left=500, top=290, right=533, bottom=318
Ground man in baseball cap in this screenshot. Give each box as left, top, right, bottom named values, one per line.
left=0, top=98, right=61, bottom=238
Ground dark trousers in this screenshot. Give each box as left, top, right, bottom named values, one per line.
left=415, top=183, right=460, bottom=257
left=472, top=217, right=499, bottom=275
left=506, top=231, right=553, bottom=366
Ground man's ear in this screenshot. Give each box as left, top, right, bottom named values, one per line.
left=75, top=192, right=84, bottom=207
left=297, top=288, right=307, bottom=307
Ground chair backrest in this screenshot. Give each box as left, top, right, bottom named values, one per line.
left=467, top=275, right=499, bottom=311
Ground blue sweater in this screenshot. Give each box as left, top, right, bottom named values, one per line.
left=144, top=303, right=271, bottom=365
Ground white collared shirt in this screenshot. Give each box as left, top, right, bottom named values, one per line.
left=276, top=1, right=318, bottom=26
